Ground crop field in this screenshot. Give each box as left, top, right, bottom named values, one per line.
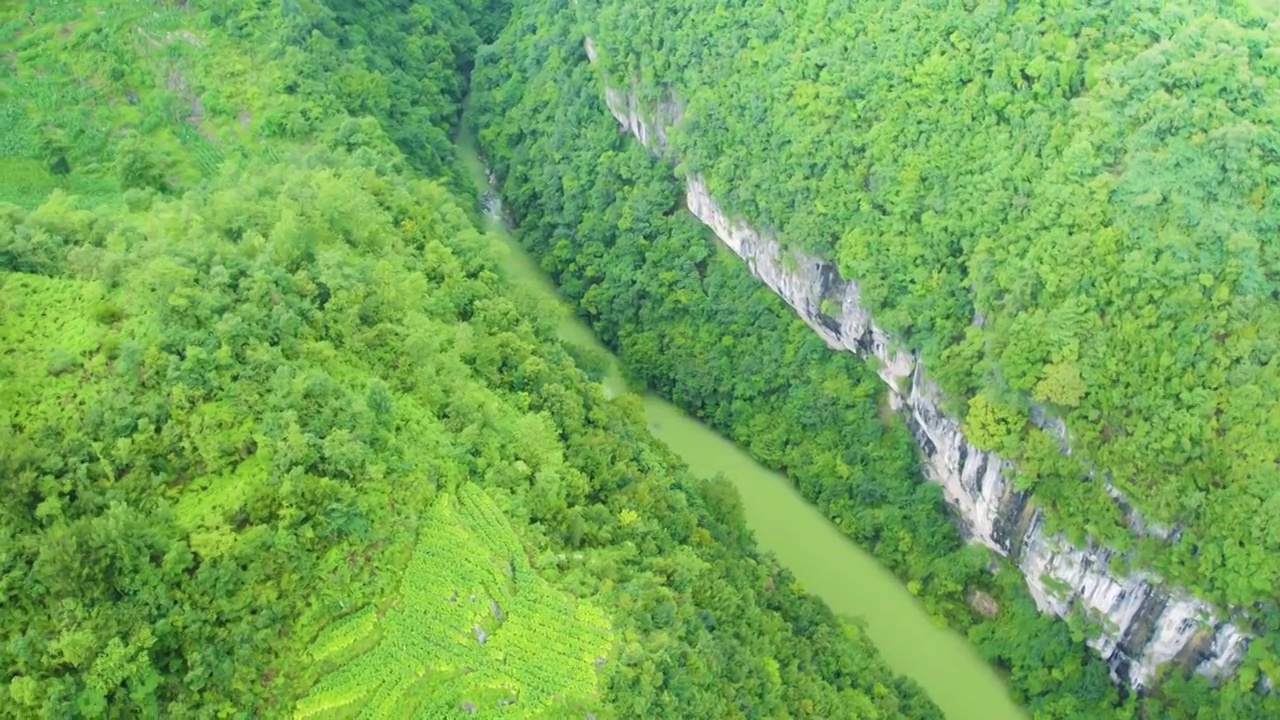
left=2, top=2, right=280, bottom=208
left=295, top=485, right=613, bottom=718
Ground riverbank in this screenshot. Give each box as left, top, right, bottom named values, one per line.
left=454, top=116, right=1025, bottom=720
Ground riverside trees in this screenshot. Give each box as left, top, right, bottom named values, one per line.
left=1, top=1, right=942, bottom=716
left=470, top=0, right=1280, bottom=716
left=578, top=0, right=1280, bottom=616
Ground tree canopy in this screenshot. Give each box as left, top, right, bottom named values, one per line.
left=470, top=0, right=1280, bottom=715
left=1, top=1, right=944, bottom=717
left=578, top=0, right=1280, bottom=615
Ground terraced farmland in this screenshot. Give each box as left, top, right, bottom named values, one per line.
left=2, top=2, right=286, bottom=209
left=295, top=485, right=613, bottom=718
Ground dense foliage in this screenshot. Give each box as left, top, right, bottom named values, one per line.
left=469, top=1, right=1280, bottom=717
left=578, top=0, right=1280, bottom=614
left=1, top=1, right=946, bottom=717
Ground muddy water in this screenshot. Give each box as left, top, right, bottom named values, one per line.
left=455, top=125, right=1024, bottom=720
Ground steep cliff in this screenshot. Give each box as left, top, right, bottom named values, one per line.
left=584, top=38, right=1247, bottom=688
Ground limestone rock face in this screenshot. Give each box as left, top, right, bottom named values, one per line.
left=591, top=47, right=1247, bottom=687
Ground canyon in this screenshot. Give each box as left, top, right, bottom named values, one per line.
left=584, top=37, right=1247, bottom=689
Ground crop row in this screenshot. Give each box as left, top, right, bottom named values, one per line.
left=356, top=664, right=424, bottom=720
left=457, top=483, right=526, bottom=559
left=307, top=606, right=378, bottom=666
left=293, top=661, right=375, bottom=719
left=297, top=491, right=611, bottom=717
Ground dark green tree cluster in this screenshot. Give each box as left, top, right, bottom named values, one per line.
left=577, top=0, right=1280, bottom=615
left=206, top=0, right=479, bottom=179
left=1, top=1, right=947, bottom=717
left=468, top=1, right=1280, bottom=717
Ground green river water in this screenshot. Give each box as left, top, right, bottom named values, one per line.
left=455, top=128, right=1025, bottom=720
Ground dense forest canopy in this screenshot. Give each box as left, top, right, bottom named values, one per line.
left=470, top=0, right=1280, bottom=716
left=7, top=0, right=1280, bottom=716
left=0, top=1, right=945, bottom=717
left=579, top=0, right=1280, bottom=614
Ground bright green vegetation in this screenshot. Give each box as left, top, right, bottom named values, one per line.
left=1, top=1, right=950, bottom=718
left=469, top=1, right=1280, bottom=717
left=462, top=122, right=1024, bottom=720
left=297, top=486, right=611, bottom=718
left=578, top=0, right=1280, bottom=612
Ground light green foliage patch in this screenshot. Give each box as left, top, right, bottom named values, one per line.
left=0, top=273, right=99, bottom=384
left=307, top=606, right=379, bottom=668
left=297, top=486, right=611, bottom=719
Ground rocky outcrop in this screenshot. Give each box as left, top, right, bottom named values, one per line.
left=587, top=41, right=1248, bottom=688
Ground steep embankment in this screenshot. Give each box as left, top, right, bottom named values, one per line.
left=460, top=117, right=1024, bottom=720
left=0, top=2, right=945, bottom=718
left=592, top=61, right=1245, bottom=688
left=571, top=0, right=1280, bottom=690
left=471, top=0, right=1280, bottom=717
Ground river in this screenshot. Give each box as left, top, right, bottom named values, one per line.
left=455, top=123, right=1025, bottom=720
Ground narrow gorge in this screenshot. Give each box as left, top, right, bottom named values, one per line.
left=14, top=1, right=1280, bottom=716
left=584, top=38, right=1247, bottom=689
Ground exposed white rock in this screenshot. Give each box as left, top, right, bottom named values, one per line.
left=1199, top=624, right=1252, bottom=678
left=591, top=45, right=1249, bottom=688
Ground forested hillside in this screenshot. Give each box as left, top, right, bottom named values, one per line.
left=579, top=0, right=1280, bottom=615
left=0, top=2, right=943, bottom=717
left=469, top=0, right=1280, bottom=717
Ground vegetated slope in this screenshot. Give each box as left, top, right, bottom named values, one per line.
left=295, top=486, right=613, bottom=718
left=578, top=0, right=1280, bottom=611
left=579, top=0, right=1280, bottom=690
left=0, top=2, right=942, bottom=718
left=469, top=1, right=1280, bottom=717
